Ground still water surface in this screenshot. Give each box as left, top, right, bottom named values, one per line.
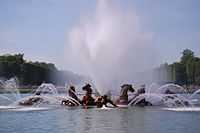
left=1, top=106, right=200, bottom=133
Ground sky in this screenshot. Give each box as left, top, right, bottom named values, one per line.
left=0, top=0, right=200, bottom=71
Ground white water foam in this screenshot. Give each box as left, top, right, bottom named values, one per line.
left=163, top=107, right=200, bottom=112
left=0, top=105, right=19, bottom=110
left=0, top=105, right=49, bottom=112
left=12, top=107, right=49, bottom=111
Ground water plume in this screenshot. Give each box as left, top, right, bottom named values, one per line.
left=65, top=1, right=157, bottom=94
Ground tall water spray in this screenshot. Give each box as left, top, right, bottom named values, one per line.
left=65, top=1, right=157, bottom=94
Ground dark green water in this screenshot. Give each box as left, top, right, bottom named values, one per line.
left=1, top=106, right=200, bottom=133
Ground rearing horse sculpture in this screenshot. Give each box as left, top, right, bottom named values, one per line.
left=82, top=84, right=96, bottom=106
left=116, top=84, right=135, bottom=105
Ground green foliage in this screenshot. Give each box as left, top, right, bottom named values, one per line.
left=0, top=54, right=57, bottom=85
left=155, top=49, right=200, bottom=86
left=181, top=49, right=194, bottom=64
left=1, top=49, right=200, bottom=87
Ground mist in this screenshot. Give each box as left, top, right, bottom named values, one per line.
left=65, top=1, right=158, bottom=94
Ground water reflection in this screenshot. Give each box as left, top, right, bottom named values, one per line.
left=78, top=108, right=129, bottom=133
left=1, top=107, right=200, bottom=133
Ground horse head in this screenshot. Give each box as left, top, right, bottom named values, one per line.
left=82, top=83, right=92, bottom=94
left=121, top=84, right=135, bottom=93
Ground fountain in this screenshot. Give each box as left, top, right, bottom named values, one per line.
left=0, top=78, right=79, bottom=111
left=1, top=76, right=200, bottom=112
left=34, top=83, right=58, bottom=95
left=128, top=83, right=194, bottom=108
left=155, top=83, right=187, bottom=94
left=65, top=0, right=158, bottom=94
left=0, top=77, right=21, bottom=102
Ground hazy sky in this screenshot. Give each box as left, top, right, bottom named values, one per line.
left=0, top=0, right=199, bottom=71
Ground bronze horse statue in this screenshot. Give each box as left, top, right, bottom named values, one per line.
left=61, top=86, right=82, bottom=106
left=64, top=83, right=117, bottom=107
left=81, top=84, right=96, bottom=106
left=81, top=83, right=135, bottom=107
left=18, top=84, right=135, bottom=107
left=116, top=84, right=135, bottom=105
left=61, top=84, right=97, bottom=107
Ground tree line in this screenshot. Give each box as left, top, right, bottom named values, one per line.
left=154, top=49, right=200, bottom=86
left=0, top=49, right=199, bottom=87
left=0, top=54, right=85, bottom=86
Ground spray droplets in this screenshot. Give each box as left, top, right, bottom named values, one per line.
left=66, top=1, right=157, bottom=93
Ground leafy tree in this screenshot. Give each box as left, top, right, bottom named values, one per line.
left=155, top=49, right=200, bottom=87
left=0, top=53, right=83, bottom=86
left=181, top=49, right=194, bottom=65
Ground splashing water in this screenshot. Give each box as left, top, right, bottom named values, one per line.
left=146, top=83, right=161, bottom=94
left=155, top=83, right=186, bottom=94
left=65, top=0, right=157, bottom=94
left=190, top=89, right=200, bottom=99
left=0, top=79, right=68, bottom=111
left=34, top=83, right=58, bottom=95
left=128, top=83, right=193, bottom=107
left=0, top=77, right=21, bottom=103
left=0, top=77, right=200, bottom=111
